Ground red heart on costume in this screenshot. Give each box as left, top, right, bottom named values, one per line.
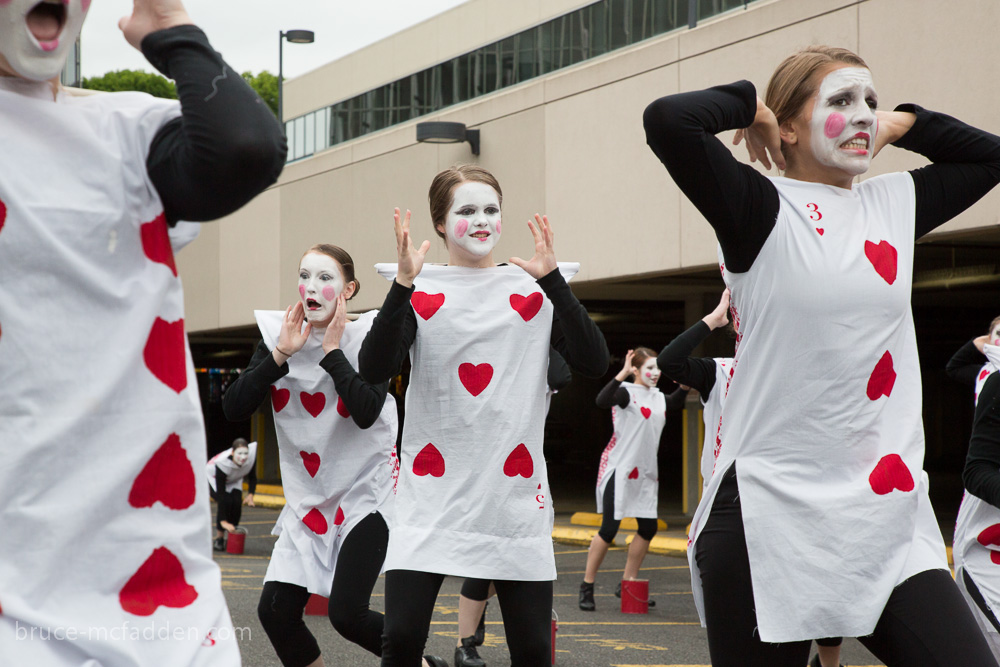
left=458, top=363, right=493, bottom=397
left=0, top=196, right=6, bottom=234
left=144, top=318, right=187, bottom=394
left=868, top=454, right=914, bottom=495
left=640, top=407, right=652, bottom=419
left=119, top=547, right=198, bottom=616
left=866, top=351, right=896, bottom=401
left=140, top=212, right=177, bottom=277
left=864, top=240, right=898, bottom=285
left=411, top=292, right=445, bottom=320
left=300, top=392, right=326, bottom=418
left=510, top=293, right=543, bottom=322
left=334, top=506, right=345, bottom=526
left=300, top=451, right=320, bottom=478
left=977, top=524, right=1000, bottom=554
left=271, top=387, right=290, bottom=413
left=413, top=443, right=445, bottom=477
left=628, top=467, right=639, bottom=480
left=816, top=228, right=824, bottom=236
left=503, top=444, right=533, bottom=478
left=128, top=433, right=195, bottom=510
left=303, top=508, right=328, bottom=534
left=981, top=369, right=991, bottom=381
left=336, top=396, right=350, bottom=418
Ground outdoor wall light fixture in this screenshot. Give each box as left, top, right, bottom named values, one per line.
left=416, top=121, right=481, bottom=155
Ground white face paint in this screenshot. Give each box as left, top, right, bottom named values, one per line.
left=298, top=252, right=346, bottom=327
left=233, top=447, right=250, bottom=466
left=808, top=67, right=878, bottom=176
left=442, top=182, right=501, bottom=262
left=0, top=0, right=90, bottom=82
left=637, top=358, right=660, bottom=388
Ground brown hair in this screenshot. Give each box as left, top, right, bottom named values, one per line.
left=428, top=165, right=503, bottom=241
left=765, top=46, right=869, bottom=131
left=232, top=438, right=249, bottom=450
left=301, top=244, right=360, bottom=300
left=989, top=315, right=1000, bottom=334
left=631, top=347, right=657, bottom=370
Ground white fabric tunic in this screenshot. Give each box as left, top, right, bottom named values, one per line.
left=0, top=82, right=240, bottom=665
left=375, top=263, right=578, bottom=581
left=596, top=384, right=667, bottom=519
left=688, top=175, right=948, bottom=642
left=699, top=358, right=733, bottom=491
left=255, top=310, right=398, bottom=596
left=207, top=441, right=258, bottom=493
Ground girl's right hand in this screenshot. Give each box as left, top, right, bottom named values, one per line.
left=395, top=208, right=431, bottom=288
left=274, top=302, right=311, bottom=365
left=975, top=334, right=990, bottom=353
left=615, top=349, right=635, bottom=382
left=733, top=96, right=786, bottom=171
left=704, top=288, right=730, bottom=330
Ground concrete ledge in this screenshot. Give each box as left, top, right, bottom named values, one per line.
left=624, top=533, right=689, bottom=558
left=551, top=526, right=617, bottom=547
left=570, top=512, right=668, bottom=531
left=251, top=494, right=285, bottom=510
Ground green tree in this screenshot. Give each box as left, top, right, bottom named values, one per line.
left=81, top=69, right=177, bottom=99
left=241, top=70, right=279, bottom=117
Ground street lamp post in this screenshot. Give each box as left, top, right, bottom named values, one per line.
left=278, top=29, right=316, bottom=126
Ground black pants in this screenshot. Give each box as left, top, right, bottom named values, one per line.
left=461, top=577, right=492, bottom=601
left=598, top=472, right=659, bottom=543
left=382, top=571, right=552, bottom=666
left=258, top=511, right=389, bottom=666
left=209, top=486, right=242, bottom=531
left=696, top=464, right=998, bottom=667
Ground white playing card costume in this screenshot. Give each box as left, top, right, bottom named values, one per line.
left=206, top=442, right=258, bottom=493
left=699, top=358, right=732, bottom=491
left=688, top=175, right=948, bottom=642
left=596, top=384, right=666, bottom=520
left=255, top=310, right=398, bottom=596
left=952, top=344, right=1000, bottom=661
left=375, top=263, right=578, bottom=580
left=0, top=82, right=240, bottom=664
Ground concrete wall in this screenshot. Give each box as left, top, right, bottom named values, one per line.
left=177, top=0, right=1000, bottom=333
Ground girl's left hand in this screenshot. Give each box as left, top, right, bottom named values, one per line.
left=871, top=110, right=917, bottom=158
left=322, top=294, right=348, bottom=354
left=243, top=493, right=255, bottom=507
left=119, top=0, right=194, bottom=51
left=510, top=214, right=558, bottom=279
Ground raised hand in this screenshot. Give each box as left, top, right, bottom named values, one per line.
left=975, top=334, right=990, bottom=354
left=395, top=208, right=430, bottom=288
left=733, top=96, right=785, bottom=171
left=871, top=110, right=917, bottom=158
left=704, top=288, right=730, bottom=330
left=615, top=350, right=635, bottom=382
left=509, top=214, right=557, bottom=280
left=274, top=302, right=311, bottom=365
left=322, top=294, right=348, bottom=354
left=118, top=0, right=194, bottom=51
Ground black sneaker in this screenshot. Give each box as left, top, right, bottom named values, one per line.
left=213, top=537, right=226, bottom=552
left=615, top=581, right=655, bottom=608
left=454, top=636, right=486, bottom=667
left=579, top=581, right=595, bottom=611
left=473, top=601, right=487, bottom=646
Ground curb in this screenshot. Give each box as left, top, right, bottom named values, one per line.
left=569, top=512, right=668, bottom=531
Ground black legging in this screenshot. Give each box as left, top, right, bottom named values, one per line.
left=209, top=485, right=242, bottom=531
left=598, top=472, right=659, bottom=543
left=461, top=577, right=492, bottom=601
left=696, top=464, right=998, bottom=667
left=258, top=511, right=389, bottom=666
left=382, top=570, right=552, bottom=666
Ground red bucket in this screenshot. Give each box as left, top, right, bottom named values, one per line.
left=551, top=609, right=558, bottom=664
left=620, top=579, right=649, bottom=614
left=225, top=528, right=246, bottom=555
left=304, top=594, right=329, bottom=616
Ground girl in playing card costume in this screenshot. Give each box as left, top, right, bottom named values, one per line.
left=0, top=0, right=285, bottom=664
left=206, top=438, right=258, bottom=551
left=359, top=165, right=609, bottom=666
left=947, top=316, right=1000, bottom=400
left=579, top=347, right=684, bottom=611
left=643, top=46, right=1000, bottom=666
left=222, top=244, right=398, bottom=666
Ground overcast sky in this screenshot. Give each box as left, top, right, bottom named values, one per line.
left=81, top=0, right=470, bottom=80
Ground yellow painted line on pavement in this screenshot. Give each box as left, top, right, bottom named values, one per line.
left=570, top=512, right=668, bottom=531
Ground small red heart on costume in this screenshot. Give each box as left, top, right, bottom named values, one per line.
left=866, top=351, right=896, bottom=401
left=816, top=228, right=824, bottom=236
left=336, top=396, right=350, bottom=418
left=300, top=392, right=326, bottom=418
left=413, top=443, right=445, bottom=477
left=868, top=454, right=914, bottom=495
left=0, top=196, right=6, bottom=234
left=628, top=467, right=639, bottom=480
left=503, top=444, right=533, bottom=478
left=128, top=433, right=195, bottom=510
left=411, top=292, right=445, bottom=320
left=144, top=318, right=187, bottom=394
left=334, top=506, right=345, bottom=526
left=510, top=293, right=543, bottom=322
left=271, top=387, right=290, bottom=413
left=458, top=363, right=493, bottom=397
left=300, top=451, right=320, bottom=478
left=640, top=407, right=652, bottom=419
left=981, top=369, right=991, bottom=381
left=977, top=524, right=1000, bottom=551
left=864, top=240, right=898, bottom=285
left=119, top=547, right=198, bottom=616
left=140, top=212, right=177, bottom=277
left=303, top=508, right=328, bottom=534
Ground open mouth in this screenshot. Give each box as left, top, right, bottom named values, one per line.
left=840, top=134, right=870, bottom=153
left=306, top=298, right=321, bottom=310
left=471, top=231, right=490, bottom=240
left=27, top=0, right=66, bottom=48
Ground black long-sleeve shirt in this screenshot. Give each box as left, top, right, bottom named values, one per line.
left=947, top=339, right=987, bottom=388
left=222, top=341, right=390, bottom=429
left=547, top=346, right=572, bottom=391
left=642, top=80, right=1000, bottom=272
left=141, top=25, right=286, bottom=224
left=964, top=372, right=1000, bottom=509
left=358, top=268, right=609, bottom=383
left=214, top=458, right=257, bottom=495
left=657, top=320, right=720, bottom=401
left=595, top=379, right=687, bottom=411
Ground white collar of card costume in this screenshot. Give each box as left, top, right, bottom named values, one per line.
left=254, top=309, right=397, bottom=595
left=207, top=442, right=257, bottom=493
left=373, top=262, right=578, bottom=581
